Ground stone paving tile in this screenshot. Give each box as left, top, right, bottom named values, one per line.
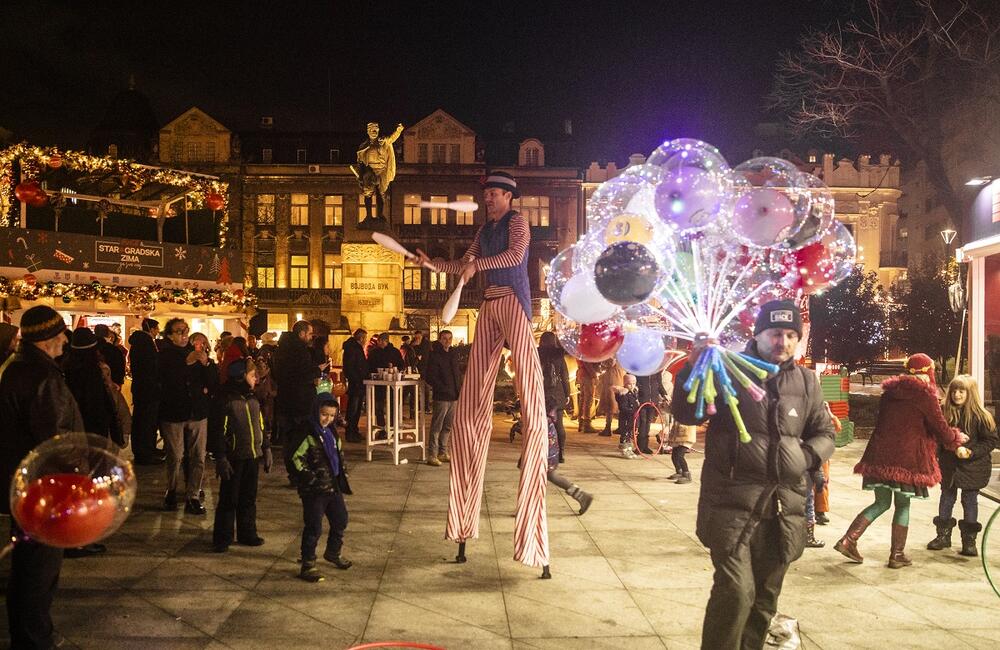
left=2, top=414, right=998, bottom=649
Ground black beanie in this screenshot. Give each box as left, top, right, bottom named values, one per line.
left=753, top=300, right=802, bottom=338
left=19, top=306, right=66, bottom=343
left=71, top=326, right=98, bottom=350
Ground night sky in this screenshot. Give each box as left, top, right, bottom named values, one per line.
left=2, top=1, right=862, bottom=163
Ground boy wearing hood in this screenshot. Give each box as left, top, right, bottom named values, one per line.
left=210, top=359, right=271, bottom=552
left=288, top=392, right=353, bottom=582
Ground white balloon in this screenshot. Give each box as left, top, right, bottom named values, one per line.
left=732, top=188, right=796, bottom=247
left=560, top=273, right=618, bottom=324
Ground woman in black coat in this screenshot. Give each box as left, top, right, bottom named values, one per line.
left=63, top=327, right=123, bottom=445
left=538, top=331, right=571, bottom=463
left=927, top=375, right=999, bottom=556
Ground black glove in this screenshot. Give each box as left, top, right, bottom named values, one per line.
left=811, top=468, right=825, bottom=492
left=263, top=448, right=273, bottom=474
left=801, top=444, right=820, bottom=472
left=216, top=457, right=233, bottom=481
left=297, top=469, right=318, bottom=488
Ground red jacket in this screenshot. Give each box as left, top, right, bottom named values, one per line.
left=854, top=374, right=962, bottom=487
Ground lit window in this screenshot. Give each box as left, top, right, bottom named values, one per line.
left=262, top=148, right=272, bottom=163
left=430, top=195, right=448, bottom=225
left=324, top=253, right=341, bottom=288
left=450, top=144, right=461, bottom=164
left=205, top=141, right=217, bottom=162
left=290, top=255, right=309, bottom=288
left=256, top=267, right=275, bottom=288
left=525, top=148, right=540, bottom=166
left=808, top=154, right=817, bottom=163
left=432, top=144, right=446, bottom=163
left=256, top=194, right=275, bottom=224
left=324, top=195, right=343, bottom=226
left=403, top=268, right=421, bottom=290
left=430, top=271, right=448, bottom=291
left=418, top=143, right=428, bottom=163
left=514, top=195, right=550, bottom=227
left=455, top=194, right=475, bottom=225
left=108, top=144, right=118, bottom=158
left=404, top=194, right=422, bottom=225
left=291, top=194, right=309, bottom=226
left=296, top=149, right=307, bottom=163
left=187, top=143, right=200, bottom=160
left=171, top=143, right=183, bottom=162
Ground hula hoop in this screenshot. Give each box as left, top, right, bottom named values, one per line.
left=982, top=506, right=1000, bottom=600
left=347, top=641, right=445, bottom=650
left=630, top=401, right=672, bottom=459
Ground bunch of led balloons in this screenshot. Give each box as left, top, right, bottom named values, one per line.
left=548, top=139, right=856, bottom=440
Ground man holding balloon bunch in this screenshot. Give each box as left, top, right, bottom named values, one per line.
left=672, top=300, right=835, bottom=650
left=416, top=170, right=551, bottom=570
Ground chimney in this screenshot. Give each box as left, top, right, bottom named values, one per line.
left=628, top=153, right=646, bottom=167
left=563, top=119, right=573, bottom=136
left=260, top=116, right=274, bottom=130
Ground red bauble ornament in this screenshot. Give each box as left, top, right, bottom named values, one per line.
left=15, top=181, right=48, bottom=207
left=22, top=274, right=37, bottom=286
left=205, top=193, right=225, bottom=211
left=14, top=473, right=117, bottom=548
left=48, top=154, right=63, bottom=169
left=577, top=320, right=624, bottom=362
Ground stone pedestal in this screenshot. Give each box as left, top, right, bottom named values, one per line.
left=341, top=243, right=403, bottom=332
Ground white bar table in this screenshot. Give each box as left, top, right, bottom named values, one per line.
left=363, top=377, right=426, bottom=464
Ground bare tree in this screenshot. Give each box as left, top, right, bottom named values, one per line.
left=771, top=0, right=1000, bottom=240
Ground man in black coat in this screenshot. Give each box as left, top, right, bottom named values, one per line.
left=0, top=306, right=84, bottom=650
left=341, top=328, right=368, bottom=443
left=94, top=323, right=126, bottom=387
left=424, top=330, right=463, bottom=465
left=672, top=301, right=835, bottom=650
left=635, top=371, right=668, bottom=454
left=272, top=321, right=321, bottom=444
left=367, top=332, right=404, bottom=432
left=128, top=317, right=162, bottom=464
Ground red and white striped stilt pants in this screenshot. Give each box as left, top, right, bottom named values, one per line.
left=446, top=294, right=549, bottom=567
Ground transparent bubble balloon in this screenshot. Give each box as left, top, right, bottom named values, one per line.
left=783, top=220, right=857, bottom=294
left=616, top=328, right=669, bottom=376
left=554, top=313, right=623, bottom=363
left=594, top=241, right=664, bottom=306
left=782, top=172, right=835, bottom=250
left=547, top=245, right=619, bottom=325
left=731, top=157, right=813, bottom=248
left=10, top=433, right=136, bottom=548
left=823, top=221, right=858, bottom=286
left=586, top=165, right=663, bottom=230
left=648, top=139, right=733, bottom=235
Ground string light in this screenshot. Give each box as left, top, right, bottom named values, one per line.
left=0, top=143, right=229, bottom=246
left=0, top=277, right=255, bottom=312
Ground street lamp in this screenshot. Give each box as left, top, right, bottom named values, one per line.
left=941, top=228, right=958, bottom=245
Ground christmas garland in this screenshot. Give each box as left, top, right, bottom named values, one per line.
left=0, top=143, right=230, bottom=246
left=0, top=277, right=255, bottom=312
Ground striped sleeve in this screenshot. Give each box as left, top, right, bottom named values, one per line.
left=435, top=224, right=485, bottom=274
left=474, top=213, right=529, bottom=272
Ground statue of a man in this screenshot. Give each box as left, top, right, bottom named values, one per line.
left=353, top=121, right=404, bottom=226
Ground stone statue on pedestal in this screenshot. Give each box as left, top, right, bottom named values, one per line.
left=352, top=121, right=404, bottom=229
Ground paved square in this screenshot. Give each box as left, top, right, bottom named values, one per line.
left=3, top=415, right=998, bottom=649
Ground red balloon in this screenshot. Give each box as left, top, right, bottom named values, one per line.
left=205, top=193, right=225, bottom=211
left=786, top=241, right=830, bottom=294
left=577, top=320, right=624, bottom=362
left=14, top=473, right=117, bottom=548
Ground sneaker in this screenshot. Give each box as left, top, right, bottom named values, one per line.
left=438, top=452, right=450, bottom=463
left=666, top=472, right=682, bottom=480
left=427, top=456, right=442, bottom=467
left=323, top=552, right=353, bottom=570
left=163, top=490, right=178, bottom=512
left=184, top=498, right=207, bottom=515
left=299, top=563, right=325, bottom=582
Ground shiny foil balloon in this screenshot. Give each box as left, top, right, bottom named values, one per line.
left=10, top=433, right=136, bottom=548
left=731, top=157, right=813, bottom=248
left=554, top=314, right=623, bottom=362
left=547, top=245, right=618, bottom=324
left=616, top=328, right=668, bottom=376
left=648, top=139, right=733, bottom=234
left=594, top=241, right=662, bottom=306
left=602, top=213, right=658, bottom=246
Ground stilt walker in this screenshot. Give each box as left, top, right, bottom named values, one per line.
left=417, top=171, right=550, bottom=574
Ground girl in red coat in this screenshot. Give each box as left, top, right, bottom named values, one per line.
left=835, top=354, right=968, bottom=568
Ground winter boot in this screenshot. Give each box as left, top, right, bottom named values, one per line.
left=958, top=520, right=982, bottom=557
left=675, top=471, right=692, bottom=484
left=298, top=561, right=324, bottom=582
left=887, top=523, right=913, bottom=568
left=805, top=522, right=825, bottom=548
left=926, top=516, right=956, bottom=550
left=567, top=485, right=593, bottom=515
left=666, top=471, right=682, bottom=480
left=834, top=513, right=872, bottom=563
